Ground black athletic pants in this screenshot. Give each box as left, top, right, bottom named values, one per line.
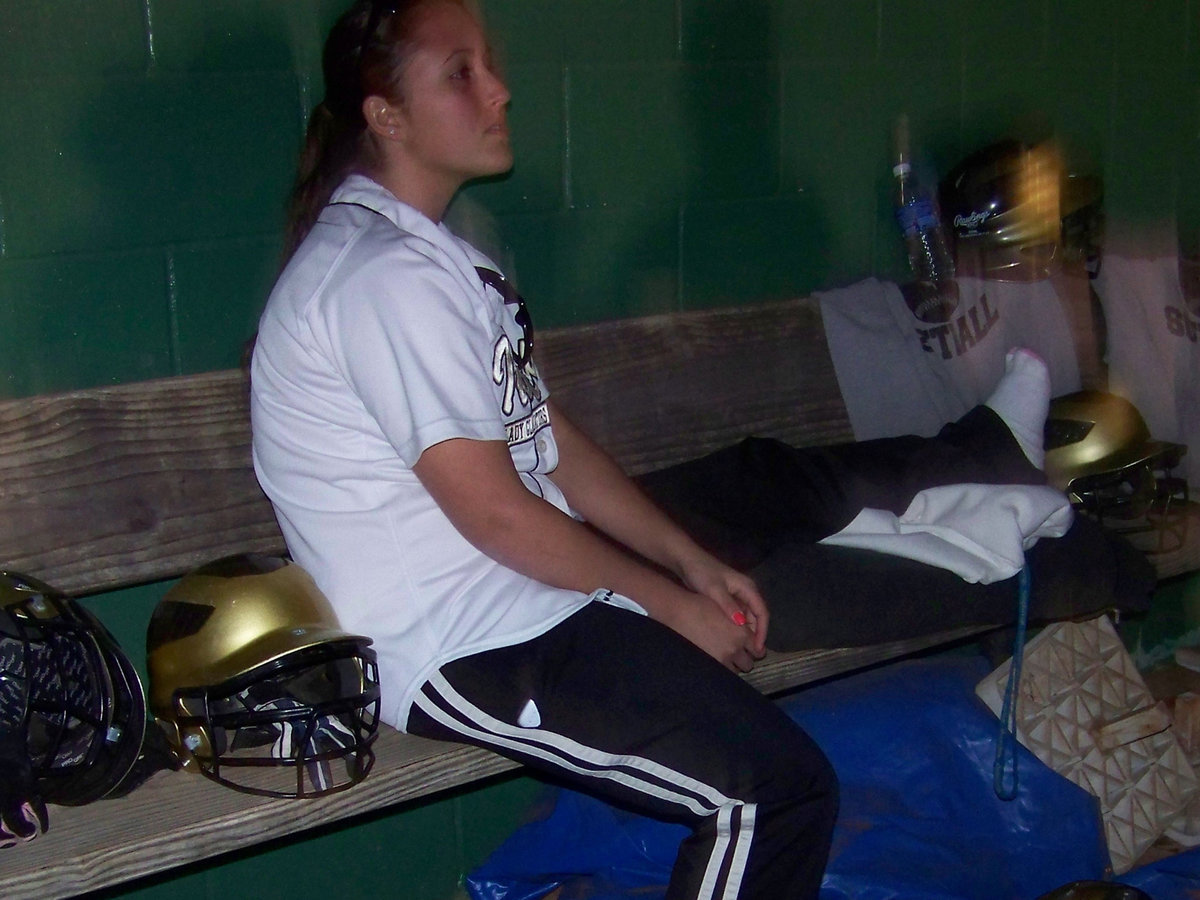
left=406, top=600, right=839, bottom=899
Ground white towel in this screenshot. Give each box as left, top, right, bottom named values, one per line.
left=817, top=276, right=1081, bottom=440
left=819, top=483, right=1074, bottom=584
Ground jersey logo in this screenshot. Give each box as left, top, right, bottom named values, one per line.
left=915, top=293, right=1000, bottom=359
left=477, top=266, right=544, bottom=416
left=492, top=337, right=543, bottom=416
left=506, top=402, right=550, bottom=445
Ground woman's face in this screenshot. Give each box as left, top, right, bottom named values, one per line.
left=388, top=1, right=512, bottom=203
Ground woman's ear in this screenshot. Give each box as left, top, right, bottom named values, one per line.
left=363, top=95, right=402, bottom=140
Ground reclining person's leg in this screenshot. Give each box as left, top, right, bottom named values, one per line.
left=639, top=350, right=1051, bottom=561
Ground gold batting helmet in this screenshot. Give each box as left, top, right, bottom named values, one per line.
left=147, top=554, right=380, bottom=798
left=1044, top=391, right=1188, bottom=553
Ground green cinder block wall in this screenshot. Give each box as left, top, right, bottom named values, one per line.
left=1, top=1, right=1196, bottom=897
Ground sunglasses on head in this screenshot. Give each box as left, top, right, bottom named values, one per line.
left=475, top=267, right=535, bottom=367
left=359, top=0, right=398, bottom=62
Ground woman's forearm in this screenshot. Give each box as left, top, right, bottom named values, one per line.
left=413, top=435, right=764, bottom=669
left=544, top=402, right=770, bottom=653
left=414, top=435, right=682, bottom=604
left=545, top=400, right=706, bottom=578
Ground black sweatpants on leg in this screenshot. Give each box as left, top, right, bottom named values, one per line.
left=406, top=601, right=838, bottom=900
left=636, top=405, right=1044, bottom=570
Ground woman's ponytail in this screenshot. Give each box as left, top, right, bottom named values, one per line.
left=283, top=101, right=362, bottom=262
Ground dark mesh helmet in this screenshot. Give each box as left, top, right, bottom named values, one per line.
left=0, top=570, right=146, bottom=806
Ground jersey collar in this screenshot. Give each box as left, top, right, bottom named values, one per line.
left=329, top=174, right=452, bottom=247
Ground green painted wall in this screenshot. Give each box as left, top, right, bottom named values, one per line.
left=1, top=1, right=1197, bottom=898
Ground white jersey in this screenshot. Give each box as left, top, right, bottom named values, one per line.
left=250, top=175, right=591, bottom=730
left=818, top=276, right=1081, bottom=441
left=1095, top=248, right=1200, bottom=491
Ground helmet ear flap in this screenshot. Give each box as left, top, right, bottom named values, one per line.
left=148, top=714, right=208, bottom=771
left=175, top=720, right=222, bottom=764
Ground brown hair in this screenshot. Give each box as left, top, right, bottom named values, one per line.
left=283, top=0, right=455, bottom=260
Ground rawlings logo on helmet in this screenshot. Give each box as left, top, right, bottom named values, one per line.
left=939, top=139, right=1094, bottom=283
left=953, top=209, right=993, bottom=235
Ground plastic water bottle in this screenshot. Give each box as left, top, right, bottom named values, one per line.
left=893, top=115, right=956, bottom=291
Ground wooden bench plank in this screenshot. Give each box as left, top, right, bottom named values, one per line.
left=0, top=369, right=283, bottom=594
left=0, top=625, right=988, bottom=900
left=0, top=297, right=848, bottom=595
left=536, top=298, right=853, bottom=473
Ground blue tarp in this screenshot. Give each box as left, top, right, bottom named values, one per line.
left=465, top=655, right=1200, bottom=899
left=1121, top=847, right=1200, bottom=898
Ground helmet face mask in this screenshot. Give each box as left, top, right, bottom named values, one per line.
left=0, top=571, right=146, bottom=806
left=148, top=554, right=381, bottom=798
left=170, top=642, right=379, bottom=797
left=1066, top=450, right=1189, bottom=555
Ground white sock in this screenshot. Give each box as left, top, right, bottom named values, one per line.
left=985, top=348, right=1050, bottom=469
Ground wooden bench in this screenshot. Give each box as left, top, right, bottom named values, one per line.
left=1, top=296, right=1194, bottom=899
